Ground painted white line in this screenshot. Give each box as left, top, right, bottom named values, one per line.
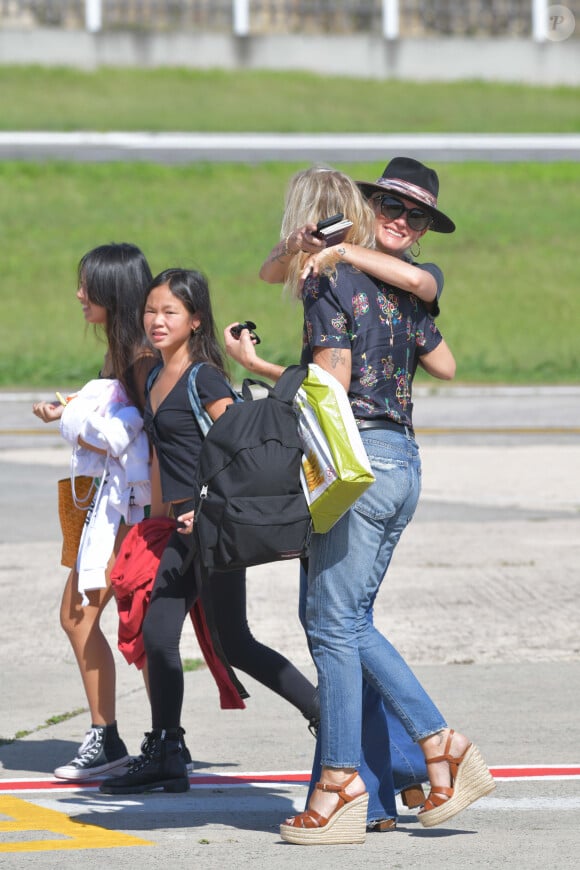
left=471, top=796, right=580, bottom=811
left=24, top=793, right=307, bottom=816
left=0, top=132, right=579, bottom=150
left=11, top=792, right=580, bottom=819
left=0, top=132, right=579, bottom=162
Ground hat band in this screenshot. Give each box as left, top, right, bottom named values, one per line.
left=375, top=177, right=438, bottom=209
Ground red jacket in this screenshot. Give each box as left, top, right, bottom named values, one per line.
left=111, top=517, right=246, bottom=710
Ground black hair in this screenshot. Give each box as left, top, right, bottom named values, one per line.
left=146, top=268, right=228, bottom=377
left=78, top=242, right=153, bottom=390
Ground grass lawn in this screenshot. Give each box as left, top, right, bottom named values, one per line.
left=1, top=159, right=577, bottom=388
left=0, top=68, right=578, bottom=387
left=0, top=67, right=578, bottom=133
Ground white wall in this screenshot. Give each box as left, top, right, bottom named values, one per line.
left=0, top=30, right=577, bottom=85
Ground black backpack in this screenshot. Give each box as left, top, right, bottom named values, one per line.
left=189, top=363, right=312, bottom=572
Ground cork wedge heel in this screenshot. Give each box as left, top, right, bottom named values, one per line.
left=280, top=772, right=369, bottom=846
left=419, top=730, right=495, bottom=828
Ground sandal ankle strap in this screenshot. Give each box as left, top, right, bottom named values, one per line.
left=316, top=770, right=359, bottom=796
left=315, top=771, right=363, bottom=807
left=316, top=781, right=343, bottom=794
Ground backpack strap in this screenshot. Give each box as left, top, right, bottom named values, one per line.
left=271, top=364, right=309, bottom=403
left=187, top=362, right=242, bottom=437
left=186, top=362, right=214, bottom=437
left=240, top=378, right=274, bottom=402
left=240, top=365, right=307, bottom=404
left=180, top=364, right=244, bottom=582
left=145, top=362, right=163, bottom=397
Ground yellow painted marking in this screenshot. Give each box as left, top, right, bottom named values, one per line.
left=0, top=796, right=152, bottom=852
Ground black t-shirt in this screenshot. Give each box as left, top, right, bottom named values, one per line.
left=300, top=263, right=444, bottom=429
left=143, top=363, right=232, bottom=504
left=407, top=259, right=444, bottom=317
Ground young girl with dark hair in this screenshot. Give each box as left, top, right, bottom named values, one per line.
left=32, top=242, right=156, bottom=780
left=100, top=269, right=319, bottom=794
left=75, top=244, right=155, bottom=410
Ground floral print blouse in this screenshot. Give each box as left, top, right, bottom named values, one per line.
left=300, top=262, right=444, bottom=429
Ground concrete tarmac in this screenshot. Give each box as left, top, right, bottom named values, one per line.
left=0, top=387, right=579, bottom=868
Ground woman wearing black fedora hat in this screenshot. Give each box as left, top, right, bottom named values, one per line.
left=228, top=163, right=494, bottom=845
left=260, top=156, right=454, bottom=318
left=256, top=158, right=459, bottom=829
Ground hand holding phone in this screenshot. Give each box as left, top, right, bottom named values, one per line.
left=230, top=320, right=261, bottom=345
left=314, top=213, right=353, bottom=247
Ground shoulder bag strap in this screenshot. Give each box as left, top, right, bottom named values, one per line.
left=145, top=362, right=163, bottom=397
left=187, top=362, right=242, bottom=437
left=186, top=362, right=214, bottom=437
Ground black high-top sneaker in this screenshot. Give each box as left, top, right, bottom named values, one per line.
left=99, top=729, right=189, bottom=794
left=54, top=723, right=130, bottom=781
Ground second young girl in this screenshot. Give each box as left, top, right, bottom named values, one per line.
left=100, top=269, right=319, bottom=794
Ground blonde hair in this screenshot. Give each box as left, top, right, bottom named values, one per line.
left=280, top=166, right=376, bottom=299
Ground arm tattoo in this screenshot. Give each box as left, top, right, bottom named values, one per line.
left=267, top=243, right=287, bottom=265
left=330, top=348, right=345, bottom=370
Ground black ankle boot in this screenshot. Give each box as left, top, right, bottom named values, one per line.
left=177, top=726, right=194, bottom=772
left=137, top=727, right=193, bottom=772
left=99, top=729, right=189, bottom=795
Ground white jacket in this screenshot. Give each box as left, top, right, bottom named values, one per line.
left=59, top=379, right=151, bottom=603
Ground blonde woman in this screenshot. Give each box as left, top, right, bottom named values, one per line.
left=227, top=165, right=494, bottom=844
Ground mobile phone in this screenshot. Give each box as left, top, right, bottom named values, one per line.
left=316, top=218, right=354, bottom=248
left=315, top=213, right=344, bottom=234
left=230, top=321, right=261, bottom=345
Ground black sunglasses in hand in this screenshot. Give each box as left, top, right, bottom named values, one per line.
left=230, top=320, right=261, bottom=345
left=373, top=195, right=432, bottom=232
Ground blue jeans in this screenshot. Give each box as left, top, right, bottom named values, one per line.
left=305, top=429, right=447, bottom=770
left=299, top=565, right=427, bottom=823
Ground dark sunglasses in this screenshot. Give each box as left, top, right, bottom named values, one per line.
left=372, top=195, right=432, bottom=232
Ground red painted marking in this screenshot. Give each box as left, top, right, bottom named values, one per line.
left=490, top=765, right=580, bottom=779
left=0, top=771, right=310, bottom=793
left=1, top=766, right=579, bottom=794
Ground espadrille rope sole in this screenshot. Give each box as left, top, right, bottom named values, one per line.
left=419, top=743, right=495, bottom=828
left=280, top=792, right=369, bottom=845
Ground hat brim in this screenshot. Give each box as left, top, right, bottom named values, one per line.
left=357, top=181, right=456, bottom=234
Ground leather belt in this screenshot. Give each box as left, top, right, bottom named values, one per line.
left=356, top=419, right=414, bottom=437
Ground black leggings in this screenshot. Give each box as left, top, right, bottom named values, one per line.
left=143, top=528, right=318, bottom=730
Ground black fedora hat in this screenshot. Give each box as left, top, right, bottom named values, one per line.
left=357, top=157, right=455, bottom=233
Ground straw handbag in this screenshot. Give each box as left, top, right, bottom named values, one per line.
left=57, top=475, right=95, bottom=568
